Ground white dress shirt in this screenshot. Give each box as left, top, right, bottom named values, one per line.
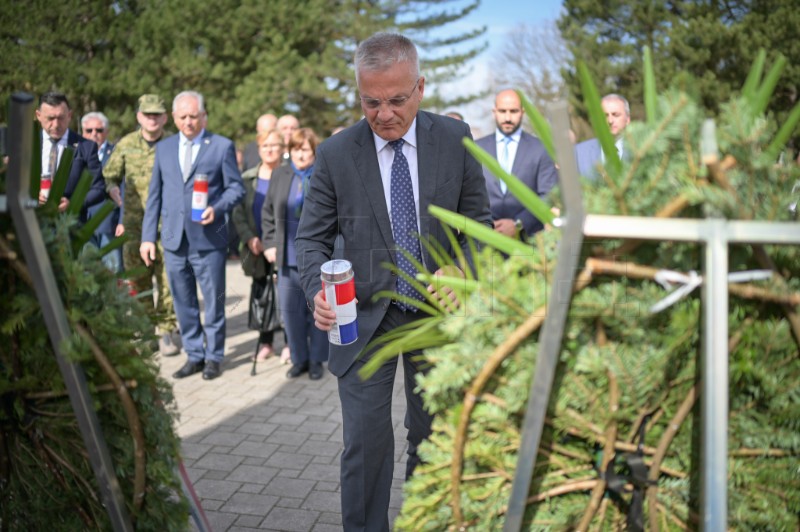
left=373, top=117, right=420, bottom=233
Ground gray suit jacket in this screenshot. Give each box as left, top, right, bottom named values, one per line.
left=475, top=130, right=558, bottom=235
left=295, top=111, right=492, bottom=376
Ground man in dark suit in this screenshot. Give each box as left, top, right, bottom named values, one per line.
left=82, top=111, right=121, bottom=272
left=476, top=89, right=558, bottom=238
left=140, top=90, right=245, bottom=381
left=574, top=93, right=631, bottom=179
left=35, top=92, right=106, bottom=221
left=296, top=32, right=492, bottom=531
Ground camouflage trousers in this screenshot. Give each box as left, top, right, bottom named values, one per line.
left=122, top=239, right=178, bottom=332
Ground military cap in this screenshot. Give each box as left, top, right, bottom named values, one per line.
left=138, top=94, right=166, bottom=113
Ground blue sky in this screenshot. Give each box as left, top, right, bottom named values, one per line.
left=425, top=0, right=565, bottom=136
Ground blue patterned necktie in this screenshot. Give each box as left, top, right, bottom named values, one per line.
left=389, top=139, right=423, bottom=311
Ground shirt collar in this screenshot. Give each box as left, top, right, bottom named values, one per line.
left=43, top=130, right=68, bottom=146
left=179, top=130, right=205, bottom=145
left=495, top=128, right=522, bottom=144
left=373, top=117, right=418, bottom=153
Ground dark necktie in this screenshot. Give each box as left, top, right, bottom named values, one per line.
left=389, top=139, right=423, bottom=311
left=48, top=138, right=60, bottom=177
left=183, top=140, right=193, bottom=182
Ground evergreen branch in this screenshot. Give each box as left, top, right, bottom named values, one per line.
left=74, top=322, right=146, bottom=513
left=741, top=49, right=766, bottom=103
left=0, top=233, right=33, bottom=286
left=586, top=257, right=800, bottom=306
left=647, top=382, right=698, bottom=530
left=596, top=193, right=690, bottom=260
left=577, top=370, right=619, bottom=531
left=450, top=268, right=595, bottom=526
left=729, top=448, right=794, bottom=458
left=752, top=246, right=800, bottom=351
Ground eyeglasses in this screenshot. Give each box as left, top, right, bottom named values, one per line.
left=360, top=78, right=420, bottom=110
left=84, top=128, right=104, bottom=133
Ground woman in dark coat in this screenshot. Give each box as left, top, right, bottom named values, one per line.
left=261, top=128, right=328, bottom=380
left=232, top=128, right=288, bottom=361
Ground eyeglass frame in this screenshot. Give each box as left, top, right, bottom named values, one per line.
left=84, top=128, right=105, bottom=133
left=359, top=78, right=421, bottom=110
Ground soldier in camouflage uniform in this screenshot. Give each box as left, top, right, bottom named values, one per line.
left=104, top=94, right=181, bottom=355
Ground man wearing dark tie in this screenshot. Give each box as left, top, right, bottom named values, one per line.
left=35, top=92, right=106, bottom=221
left=82, top=111, right=121, bottom=272
left=475, top=89, right=558, bottom=239
left=296, top=32, right=491, bottom=531
left=574, top=93, right=631, bottom=179
left=140, top=91, right=245, bottom=381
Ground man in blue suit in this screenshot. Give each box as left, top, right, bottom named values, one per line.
left=140, top=91, right=245, bottom=381
left=574, top=93, right=631, bottom=179
left=35, top=92, right=106, bottom=221
left=475, top=89, right=558, bottom=238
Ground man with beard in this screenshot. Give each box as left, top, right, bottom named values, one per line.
left=476, top=89, right=558, bottom=238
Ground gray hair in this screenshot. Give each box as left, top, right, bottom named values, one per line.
left=354, top=33, right=419, bottom=79
left=173, top=90, right=205, bottom=112
left=81, top=111, right=109, bottom=129
left=602, top=93, right=630, bottom=117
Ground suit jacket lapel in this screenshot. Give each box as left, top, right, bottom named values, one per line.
left=188, top=131, right=212, bottom=181
left=352, top=121, right=395, bottom=253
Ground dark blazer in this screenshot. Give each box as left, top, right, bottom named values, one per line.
left=232, top=166, right=270, bottom=278
left=61, top=130, right=106, bottom=221
left=142, top=130, right=245, bottom=251
left=295, top=111, right=492, bottom=377
left=259, top=164, right=295, bottom=272
left=574, top=138, right=601, bottom=180
left=475, top=130, right=558, bottom=236
left=86, top=141, right=118, bottom=233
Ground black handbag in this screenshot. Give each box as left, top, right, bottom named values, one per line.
left=247, top=262, right=282, bottom=333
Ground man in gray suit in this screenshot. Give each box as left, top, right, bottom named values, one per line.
left=295, top=32, right=491, bottom=531
left=476, top=89, right=558, bottom=238
left=574, top=93, right=631, bottom=179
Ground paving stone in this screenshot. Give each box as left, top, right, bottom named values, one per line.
left=261, top=507, right=320, bottom=532
left=230, top=439, right=280, bottom=459
left=268, top=412, right=308, bottom=425
left=181, top=441, right=212, bottom=460
left=239, top=482, right=266, bottom=494
left=194, top=478, right=242, bottom=500
left=275, top=497, right=303, bottom=509
left=235, top=514, right=264, bottom=527
left=237, top=421, right=280, bottom=436
left=296, top=420, right=339, bottom=435
left=302, top=490, right=340, bottom=513
left=193, top=452, right=245, bottom=472
left=315, top=481, right=338, bottom=492
left=299, top=463, right=340, bottom=482
left=220, top=492, right=279, bottom=516
left=268, top=430, right=310, bottom=446
left=204, top=469, right=231, bottom=481
left=261, top=477, right=316, bottom=499
left=317, top=511, right=343, bottom=525
left=243, top=457, right=266, bottom=466
left=227, top=464, right=279, bottom=484
left=312, top=524, right=344, bottom=532
left=201, top=431, right=250, bottom=446
left=264, top=451, right=314, bottom=470
left=203, top=510, right=237, bottom=530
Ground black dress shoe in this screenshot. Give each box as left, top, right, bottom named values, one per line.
left=309, top=362, right=324, bottom=380
left=173, top=360, right=204, bottom=379
left=286, top=363, right=309, bottom=379
left=202, top=361, right=222, bottom=380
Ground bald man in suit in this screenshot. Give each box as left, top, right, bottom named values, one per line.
left=296, top=33, right=491, bottom=531
left=475, top=89, right=558, bottom=239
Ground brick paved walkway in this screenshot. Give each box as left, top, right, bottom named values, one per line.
left=157, top=262, right=408, bottom=531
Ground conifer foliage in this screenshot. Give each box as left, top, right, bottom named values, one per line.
left=0, top=151, right=187, bottom=527
left=368, top=53, right=800, bottom=530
